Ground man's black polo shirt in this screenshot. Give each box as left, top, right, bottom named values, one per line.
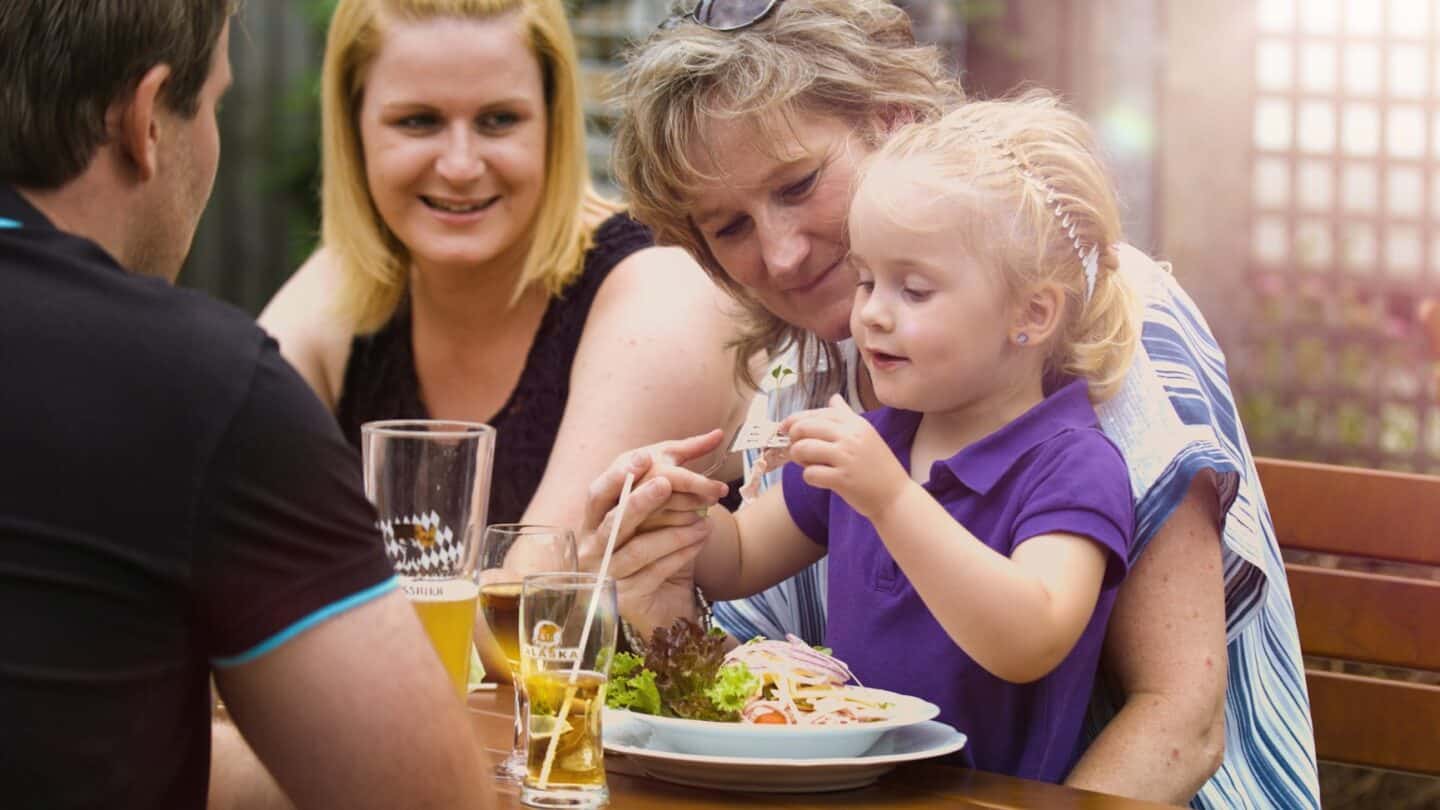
left=0, top=186, right=397, bottom=808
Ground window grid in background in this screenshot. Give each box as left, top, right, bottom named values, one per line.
left=1245, top=0, right=1440, bottom=472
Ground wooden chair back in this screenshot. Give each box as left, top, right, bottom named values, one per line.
left=1256, top=457, right=1440, bottom=776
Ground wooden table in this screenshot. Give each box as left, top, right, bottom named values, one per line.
left=468, top=687, right=1179, bottom=809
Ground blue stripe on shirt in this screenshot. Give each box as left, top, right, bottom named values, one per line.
left=211, top=576, right=400, bottom=668
left=0, top=217, right=21, bottom=229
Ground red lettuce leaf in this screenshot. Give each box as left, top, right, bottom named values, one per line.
left=644, top=618, right=737, bottom=722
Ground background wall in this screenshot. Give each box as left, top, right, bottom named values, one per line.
left=184, top=0, right=323, bottom=312
left=189, top=0, right=1440, bottom=476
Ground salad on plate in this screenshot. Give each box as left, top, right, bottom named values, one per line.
left=605, top=619, right=900, bottom=726
left=603, top=620, right=941, bottom=760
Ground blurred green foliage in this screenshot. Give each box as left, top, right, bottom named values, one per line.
left=265, top=0, right=338, bottom=265
left=1237, top=279, right=1437, bottom=472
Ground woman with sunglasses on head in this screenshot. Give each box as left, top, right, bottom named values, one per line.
left=258, top=0, right=748, bottom=587
left=582, top=0, right=1318, bottom=806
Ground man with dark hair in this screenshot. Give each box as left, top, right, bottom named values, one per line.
left=0, top=1, right=232, bottom=191
left=0, top=4, right=493, bottom=808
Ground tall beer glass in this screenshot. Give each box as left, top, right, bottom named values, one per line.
left=479, top=524, right=577, bottom=782
left=520, top=573, right=617, bottom=810
left=361, top=419, right=495, bottom=698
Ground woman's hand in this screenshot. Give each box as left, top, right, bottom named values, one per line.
left=783, top=395, right=911, bottom=520
left=579, top=431, right=730, bottom=638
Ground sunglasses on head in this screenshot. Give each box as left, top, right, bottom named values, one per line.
left=661, top=0, right=784, bottom=31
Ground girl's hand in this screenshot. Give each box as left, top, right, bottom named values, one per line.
left=782, top=395, right=912, bottom=520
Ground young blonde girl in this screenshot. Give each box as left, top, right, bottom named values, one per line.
left=688, top=92, right=1139, bottom=782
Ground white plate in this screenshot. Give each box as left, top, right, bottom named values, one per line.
left=603, top=712, right=966, bottom=793
left=603, top=689, right=939, bottom=759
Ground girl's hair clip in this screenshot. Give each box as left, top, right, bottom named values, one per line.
left=1081, top=244, right=1099, bottom=303
left=997, top=140, right=1100, bottom=305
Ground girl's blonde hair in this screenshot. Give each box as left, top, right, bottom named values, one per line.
left=859, top=90, right=1137, bottom=402
left=321, top=0, right=618, bottom=333
left=611, top=0, right=964, bottom=393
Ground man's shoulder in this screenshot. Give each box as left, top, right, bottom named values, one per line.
left=161, top=282, right=274, bottom=366
left=1, top=228, right=296, bottom=471
left=109, top=279, right=276, bottom=415
left=6, top=228, right=272, bottom=383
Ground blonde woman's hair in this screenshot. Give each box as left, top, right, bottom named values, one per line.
left=611, top=0, right=964, bottom=394
left=858, top=90, right=1137, bottom=402
left=321, top=0, right=619, bottom=333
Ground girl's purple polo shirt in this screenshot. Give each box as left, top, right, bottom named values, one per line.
left=781, top=380, right=1134, bottom=783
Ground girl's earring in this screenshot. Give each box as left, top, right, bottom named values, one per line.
left=1015, top=333, right=1030, bottom=346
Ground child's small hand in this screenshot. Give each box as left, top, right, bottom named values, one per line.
left=781, top=394, right=911, bottom=519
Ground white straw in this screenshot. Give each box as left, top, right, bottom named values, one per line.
left=537, top=472, right=634, bottom=789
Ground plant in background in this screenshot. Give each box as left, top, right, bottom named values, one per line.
left=266, top=0, right=337, bottom=266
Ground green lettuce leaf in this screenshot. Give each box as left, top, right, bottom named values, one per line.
left=611, top=651, right=644, bottom=679
left=704, top=662, right=760, bottom=713
left=604, top=651, right=661, bottom=715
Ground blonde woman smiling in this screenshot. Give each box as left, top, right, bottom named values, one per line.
left=260, top=0, right=746, bottom=543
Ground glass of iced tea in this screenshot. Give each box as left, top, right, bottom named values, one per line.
left=479, top=524, right=577, bottom=782
left=519, top=572, right=617, bottom=810
left=360, top=420, right=495, bottom=699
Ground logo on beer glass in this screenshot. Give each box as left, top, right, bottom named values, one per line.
left=377, top=512, right=460, bottom=577
left=523, top=621, right=580, bottom=663
left=531, top=620, right=562, bottom=648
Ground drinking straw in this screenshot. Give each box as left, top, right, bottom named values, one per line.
left=536, top=472, right=634, bottom=789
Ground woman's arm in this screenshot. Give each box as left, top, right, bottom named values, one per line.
left=1064, top=473, right=1228, bottom=803
left=522, top=246, right=750, bottom=531
left=257, top=249, right=353, bottom=412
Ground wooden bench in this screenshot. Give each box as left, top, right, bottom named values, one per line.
left=1255, top=457, right=1440, bottom=776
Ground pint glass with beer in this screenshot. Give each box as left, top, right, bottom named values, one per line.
left=361, top=419, right=495, bottom=698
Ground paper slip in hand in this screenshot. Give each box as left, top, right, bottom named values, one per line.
left=729, top=392, right=791, bottom=453
left=729, top=423, right=789, bottom=453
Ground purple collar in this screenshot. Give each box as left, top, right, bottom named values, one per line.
left=871, top=379, right=1101, bottom=494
